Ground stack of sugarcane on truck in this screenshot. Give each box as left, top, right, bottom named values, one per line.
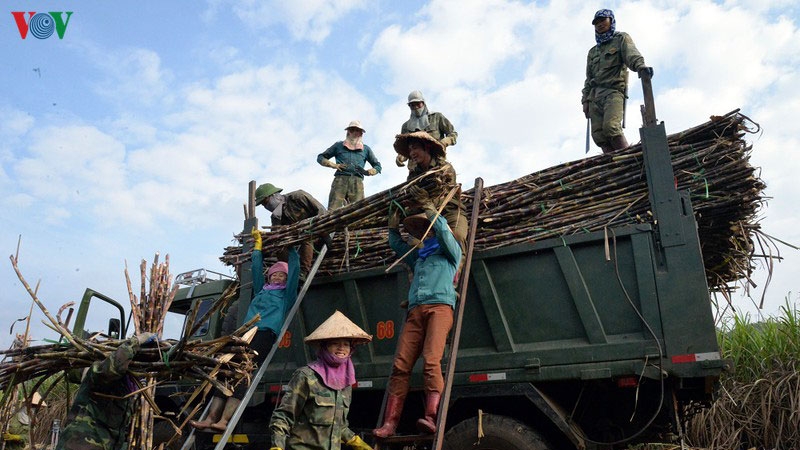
left=54, top=8, right=739, bottom=450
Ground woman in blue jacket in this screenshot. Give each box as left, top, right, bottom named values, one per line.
left=191, top=227, right=299, bottom=431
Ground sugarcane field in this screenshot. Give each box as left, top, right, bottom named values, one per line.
left=4, top=3, right=800, bottom=450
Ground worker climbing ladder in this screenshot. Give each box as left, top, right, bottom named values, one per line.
left=179, top=181, right=333, bottom=450
left=374, top=177, right=484, bottom=450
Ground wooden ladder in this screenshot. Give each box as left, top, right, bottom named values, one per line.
left=375, top=177, right=484, bottom=450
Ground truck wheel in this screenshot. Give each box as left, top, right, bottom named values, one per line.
left=443, top=413, right=551, bottom=450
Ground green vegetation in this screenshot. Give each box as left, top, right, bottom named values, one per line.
left=1, top=374, right=74, bottom=449
left=685, top=298, right=800, bottom=449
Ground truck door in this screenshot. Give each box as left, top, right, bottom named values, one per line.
left=71, top=288, right=127, bottom=340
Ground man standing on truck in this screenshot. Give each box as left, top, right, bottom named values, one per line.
left=397, top=90, right=457, bottom=171
left=581, top=9, right=653, bottom=153
left=255, top=182, right=327, bottom=276
left=57, top=332, right=157, bottom=450
left=317, top=120, right=382, bottom=209
left=373, top=186, right=462, bottom=438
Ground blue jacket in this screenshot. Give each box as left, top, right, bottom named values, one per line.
left=389, top=214, right=461, bottom=309
left=245, top=248, right=299, bottom=334
left=317, top=142, right=382, bottom=179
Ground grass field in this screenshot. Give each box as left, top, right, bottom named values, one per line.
left=684, top=298, right=800, bottom=449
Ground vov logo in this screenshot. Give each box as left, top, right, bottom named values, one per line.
left=11, top=12, right=73, bottom=39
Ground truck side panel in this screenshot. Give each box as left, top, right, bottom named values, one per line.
left=264, top=222, right=718, bottom=389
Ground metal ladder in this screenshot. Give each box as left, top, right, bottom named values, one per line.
left=210, top=239, right=330, bottom=450
left=375, top=177, right=484, bottom=450
left=180, top=181, right=330, bottom=450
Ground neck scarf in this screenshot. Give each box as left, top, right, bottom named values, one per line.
left=263, top=281, right=285, bottom=291
left=343, top=133, right=364, bottom=151
left=308, top=346, right=356, bottom=390
left=271, top=202, right=284, bottom=223
left=406, top=105, right=430, bottom=132
left=418, top=236, right=440, bottom=259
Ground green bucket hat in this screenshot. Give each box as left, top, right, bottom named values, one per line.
left=255, top=183, right=283, bottom=205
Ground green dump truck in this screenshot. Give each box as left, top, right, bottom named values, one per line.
left=72, top=86, right=729, bottom=449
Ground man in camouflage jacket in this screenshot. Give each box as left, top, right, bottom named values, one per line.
left=255, top=182, right=328, bottom=276
left=57, top=333, right=155, bottom=450
left=581, top=9, right=652, bottom=154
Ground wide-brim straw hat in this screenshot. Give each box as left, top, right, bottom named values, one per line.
left=403, top=213, right=433, bottom=240
left=304, top=310, right=372, bottom=344
left=393, top=131, right=445, bottom=159
left=345, top=120, right=366, bottom=133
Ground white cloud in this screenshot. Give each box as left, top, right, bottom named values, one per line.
left=368, top=0, right=535, bottom=94
left=94, top=49, right=174, bottom=108
left=213, top=0, right=368, bottom=43
left=0, top=107, right=35, bottom=139
left=13, top=125, right=126, bottom=205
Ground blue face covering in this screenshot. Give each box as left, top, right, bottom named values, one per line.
left=418, top=237, right=440, bottom=259
left=593, top=9, right=616, bottom=45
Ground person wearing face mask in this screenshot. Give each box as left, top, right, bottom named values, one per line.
left=582, top=8, right=653, bottom=154
left=373, top=183, right=462, bottom=438
left=397, top=90, right=457, bottom=170
left=268, top=311, right=373, bottom=450
left=254, top=183, right=327, bottom=277
left=317, top=120, right=382, bottom=210
left=190, top=227, right=300, bottom=432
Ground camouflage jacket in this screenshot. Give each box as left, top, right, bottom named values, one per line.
left=407, top=157, right=465, bottom=212
left=272, top=190, right=327, bottom=227
left=401, top=111, right=458, bottom=147
left=269, top=366, right=355, bottom=450
left=581, top=32, right=646, bottom=104
left=57, top=337, right=140, bottom=450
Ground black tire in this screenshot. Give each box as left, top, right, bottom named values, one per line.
left=443, top=413, right=552, bottom=450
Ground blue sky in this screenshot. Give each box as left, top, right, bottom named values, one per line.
left=2, top=0, right=799, bottom=349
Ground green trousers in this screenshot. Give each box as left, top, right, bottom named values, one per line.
left=589, top=90, right=625, bottom=148
left=328, top=175, right=364, bottom=210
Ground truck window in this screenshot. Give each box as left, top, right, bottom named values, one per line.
left=80, top=300, right=125, bottom=340
left=162, top=310, right=187, bottom=340
left=190, top=298, right=214, bottom=338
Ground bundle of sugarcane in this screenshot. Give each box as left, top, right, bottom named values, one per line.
left=0, top=333, right=257, bottom=395
left=220, top=110, right=767, bottom=291
left=2, top=251, right=258, bottom=450
left=460, top=110, right=764, bottom=289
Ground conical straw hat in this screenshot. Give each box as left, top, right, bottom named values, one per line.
left=304, top=310, right=372, bottom=344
